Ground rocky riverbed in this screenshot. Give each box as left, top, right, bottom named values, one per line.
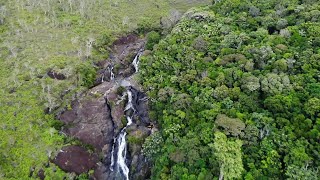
left=53, top=34, right=154, bottom=180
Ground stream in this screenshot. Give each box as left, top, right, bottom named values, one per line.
left=108, top=51, right=143, bottom=180
left=55, top=35, right=151, bottom=180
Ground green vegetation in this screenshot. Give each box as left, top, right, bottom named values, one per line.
left=146, top=31, right=162, bottom=50
left=140, top=0, right=320, bottom=179
left=0, top=0, right=210, bottom=179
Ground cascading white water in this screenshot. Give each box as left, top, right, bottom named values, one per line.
left=110, top=90, right=134, bottom=180
left=132, top=51, right=142, bottom=73
left=117, top=130, right=129, bottom=180
left=101, top=74, right=105, bottom=83
left=117, top=90, right=134, bottom=180
left=109, top=49, right=142, bottom=180
left=109, top=66, right=115, bottom=81
left=125, top=90, right=134, bottom=112
left=109, top=138, right=116, bottom=171
left=101, top=65, right=115, bottom=83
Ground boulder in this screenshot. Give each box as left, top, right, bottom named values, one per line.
left=47, top=70, right=66, bottom=80
left=59, top=82, right=116, bottom=151
left=53, top=145, right=98, bottom=175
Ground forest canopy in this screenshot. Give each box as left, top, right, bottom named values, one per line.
left=140, top=0, right=320, bottom=179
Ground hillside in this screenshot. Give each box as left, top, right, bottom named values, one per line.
left=0, top=0, right=210, bottom=179
left=1, top=0, right=320, bottom=179
left=140, top=0, right=320, bottom=179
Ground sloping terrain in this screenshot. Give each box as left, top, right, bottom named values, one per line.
left=0, top=0, right=210, bottom=179
left=140, top=0, right=320, bottom=179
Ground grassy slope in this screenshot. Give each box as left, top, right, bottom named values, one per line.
left=0, top=0, right=210, bottom=179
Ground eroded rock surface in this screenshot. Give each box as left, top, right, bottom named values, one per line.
left=59, top=82, right=115, bottom=151
left=47, top=70, right=66, bottom=80
left=54, top=34, right=153, bottom=179
left=95, top=34, right=145, bottom=84
left=52, top=145, right=99, bottom=175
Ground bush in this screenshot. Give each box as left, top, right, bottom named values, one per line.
left=76, top=62, right=96, bottom=88
left=146, top=31, right=161, bottom=50
left=137, top=18, right=159, bottom=34
left=50, top=120, right=65, bottom=131
left=142, top=132, right=163, bottom=159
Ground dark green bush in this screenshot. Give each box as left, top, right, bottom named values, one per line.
left=76, top=62, right=96, bottom=88
left=146, top=31, right=161, bottom=50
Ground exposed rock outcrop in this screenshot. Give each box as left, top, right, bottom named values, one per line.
left=59, top=82, right=115, bottom=151
left=47, top=70, right=66, bottom=80
left=53, top=34, right=153, bottom=179
left=52, top=145, right=99, bottom=175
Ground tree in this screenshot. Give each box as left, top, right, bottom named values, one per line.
left=241, top=74, right=260, bottom=92
left=261, top=73, right=291, bottom=94
left=211, top=132, right=244, bottom=180
left=285, top=165, right=318, bottom=180
left=213, top=85, right=229, bottom=100
left=215, top=114, right=245, bottom=137
left=284, top=144, right=311, bottom=167
left=249, top=46, right=275, bottom=69
left=304, top=97, right=320, bottom=118
left=142, top=132, right=164, bottom=159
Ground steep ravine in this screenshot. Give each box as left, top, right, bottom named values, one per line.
left=53, top=34, right=154, bottom=180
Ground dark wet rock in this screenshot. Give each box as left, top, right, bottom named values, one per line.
left=94, top=34, right=145, bottom=84
left=127, top=125, right=152, bottom=180
left=112, top=34, right=139, bottom=46
left=47, top=70, right=66, bottom=80
left=53, top=145, right=98, bottom=175
left=37, top=169, right=45, bottom=180
left=105, top=84, right=125, bottom=135
left=121, top=66, right=136, bottom=78
left=93, top=163, right=108, bottom=180
left=59, top=82, right=115, bottom=151
left=130, top=154, right=151, bottom=180
left=126, top=88, right=152, bottom=180
left=131, top=88, right=151, bottom=126
left=55, top=35, right=152, bottom=179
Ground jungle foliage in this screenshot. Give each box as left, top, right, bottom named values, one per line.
left=0, top=0, right=210, bottom=179
left=140, top=0, right=320, bottom=179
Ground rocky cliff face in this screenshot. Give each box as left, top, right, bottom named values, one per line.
left=53, top=34, right=153, bottom=180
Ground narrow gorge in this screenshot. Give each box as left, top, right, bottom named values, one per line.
left=53, top=35, right=153, bottom=180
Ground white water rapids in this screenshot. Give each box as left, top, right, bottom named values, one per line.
left=109, top=90, right=134, bottom=180
left=101, top=65, right=115, bottom=83
left=109, top=50, right=143, bottom=180
left=109, top=66, right=115, bottom=81
left=132, top=50, right=143, bottom=73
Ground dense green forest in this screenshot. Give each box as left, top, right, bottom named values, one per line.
left=0, top=0, right=210, bottom=179
left=140, top=0, right=320, bottom=179
left=1, top=0, right=320, bottom=179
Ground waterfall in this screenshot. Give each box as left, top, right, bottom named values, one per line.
left=109, top=89, right=135, bottom=180
left=101, top=70, right=105, bottom=83
left=117, top=130, right=129, bottom=180
left=125, top=90, right=134, bottom=112
left=109, top=138, right=116, bottom=171
left=101, top=65, right=115, bottom=83
left=132, top=50, right=143, bottom=73
left=109, top=66, right=115, bottom=81
left=109, top=48, right=143, bottom=180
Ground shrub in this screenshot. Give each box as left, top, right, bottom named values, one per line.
left=146, top=31, right=161, bottom=50
left=142, top=132, right=163, bottom=159
left=76, top=62, right=96, bottom=88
